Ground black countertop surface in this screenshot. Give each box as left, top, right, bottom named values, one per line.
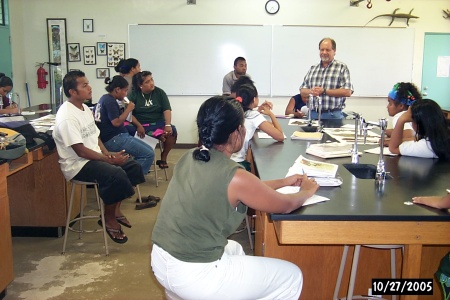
left=251, top=119, right=450, bottom=221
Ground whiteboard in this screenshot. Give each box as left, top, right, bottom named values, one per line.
left=129, top=24, right=272, bottom=96
left=129, top=24, right=415, bottom=97
left=272, top=26, right=415, bottom=97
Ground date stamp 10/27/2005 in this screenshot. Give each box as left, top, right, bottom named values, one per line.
left=372, top=279, right=433, bottom=295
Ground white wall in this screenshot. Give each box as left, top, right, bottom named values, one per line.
left=8, top=0, right=450, bottom=143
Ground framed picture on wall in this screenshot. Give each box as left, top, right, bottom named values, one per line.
left=107, top=42, right=125, bottom=67
left=83, top=19, right=94, bottom=32
left=67, top=43, right=81, bottom=62
left=97, top=42, right=107, bottom=56
left=46, top=18, right=68, bottom=106
left=96, top=68, right=110, bottom=79
left=83, top=46, right=96, bottom=65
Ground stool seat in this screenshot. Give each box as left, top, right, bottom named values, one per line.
left=62, top=180, right=109, bottom=256
left=334, top=244, right=404, bottom=300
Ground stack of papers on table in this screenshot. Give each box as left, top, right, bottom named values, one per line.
left=306, top=142, right=355, bottom=159
left=291, top=131, right=323, bottom=140
left=294, top=155, right=339, bottom=178
left=288, top=119, right=318, bottom=126
left=29, top=114, right=56, bottom=132
left=323, top=127, right=380, bottom=144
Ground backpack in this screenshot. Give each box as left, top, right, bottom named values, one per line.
left=0, top=127, right=27, bottom=160
left=0, top=116, right=55, bottom=150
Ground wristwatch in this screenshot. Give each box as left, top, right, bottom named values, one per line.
left=323, top=88, right=327, bottom=96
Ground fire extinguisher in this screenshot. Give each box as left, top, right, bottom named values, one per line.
left=36, top=63, right=48, bottom=89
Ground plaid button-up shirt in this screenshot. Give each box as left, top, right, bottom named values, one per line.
left=299, top=59, right=353, bottom=111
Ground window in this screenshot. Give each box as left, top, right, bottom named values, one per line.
left=0, top=0, right=7, bottom=26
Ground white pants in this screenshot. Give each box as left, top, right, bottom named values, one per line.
left=151, top=240, right=302, bottom=300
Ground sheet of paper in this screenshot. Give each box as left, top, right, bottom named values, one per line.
left=364, top=146, right=398, bottom=156
left=276, top=186, right=330, bottom=206
left=437, top=56, right=450, bottom=78
left=34, top=109, right=52, bottom=113
left=20, top=111, right=36, bottom=115
left=257, top=132, right=286, bottom=139
left=288, top=119, right=318, bottom=126
left=134, top=132, right=158, bottom=150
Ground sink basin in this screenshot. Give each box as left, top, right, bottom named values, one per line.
left=343, top=163, right=391, bottom=180
left=300, top=125, right=319, bottom=132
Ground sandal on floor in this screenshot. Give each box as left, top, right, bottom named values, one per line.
left=156, top=160, right=169, bottom=169
left=135, top=195, right=161, bottom=203
left=98, top=216, right=132, bottom=229
left=116, top=216, right=132, bottom=228
left=135, top=200, right=157, bottom=210
left=97, top=220, right=128, bottom=244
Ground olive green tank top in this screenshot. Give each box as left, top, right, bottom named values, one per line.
left=152, top=148, right=246, bottom=263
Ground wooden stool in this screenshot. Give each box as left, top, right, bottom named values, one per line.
left=146, top=138, right=169, bottom=187
left=61, top=180, right=109, bottom=256
left=333, top=245, right=403, bottom=300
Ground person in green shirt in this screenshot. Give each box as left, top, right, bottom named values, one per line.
left=151, top=96, right=319, bottom=299
left=128, top=71, right=177, bottom=169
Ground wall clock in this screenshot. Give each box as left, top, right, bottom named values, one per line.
left=265, top=0, right=280, bottom=15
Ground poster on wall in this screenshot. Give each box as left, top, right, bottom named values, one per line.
left=107, top=43, right=125, bottom=67
left=46, top=18, right=68, bottom=107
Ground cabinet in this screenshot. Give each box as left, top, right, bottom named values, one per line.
left=0, top=163, right=15, bottom=294
left=8, top=147, right=83, bottom=232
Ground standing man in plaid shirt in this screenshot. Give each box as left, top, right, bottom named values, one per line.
left=300, top=37, right=354, bottom=119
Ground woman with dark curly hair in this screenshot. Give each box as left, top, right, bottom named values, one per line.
left=389, top=98, right=450, bottom=160
left=384, top=82, right=422, bottom=145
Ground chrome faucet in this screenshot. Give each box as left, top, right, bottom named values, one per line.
left=306, top=95, right=322, bottom=132
left=11, top=92, right=21, bottom=114
left=363, top=118, right=388, bottom=181
left=351, top=113, right=360, bottom=163
left=316, top=96, right=323, bottom=132
left=306, top=94, right=314, bottom=125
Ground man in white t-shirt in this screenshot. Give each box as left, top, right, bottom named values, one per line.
left=53, top=70, right=145, bottom=244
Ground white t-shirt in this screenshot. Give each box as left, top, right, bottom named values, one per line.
left=392, top=111, right=413, bottom=131
left=53, top=101, right=102, bottom=180
left=399, top=138, right=437, bottom=159
left=231, top=110, right=266, bottom=163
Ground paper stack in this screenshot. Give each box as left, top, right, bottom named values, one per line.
left=291, top=131, right=323, bottom=141
left=306, top=142, right=354, bottom=159
left=294, top=155, right=339, bottom=178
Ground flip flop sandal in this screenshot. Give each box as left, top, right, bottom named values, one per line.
left=156, top=160, right=169, bottom=169
left=135, top=195, right=161, bottom=203
left=98, top=216, right=132, bottom=228
left=116, top=216, right=132, bottom=228
left=135, top=200, right=157, bottom=210
left=97, top=220, right=128, bottom=244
